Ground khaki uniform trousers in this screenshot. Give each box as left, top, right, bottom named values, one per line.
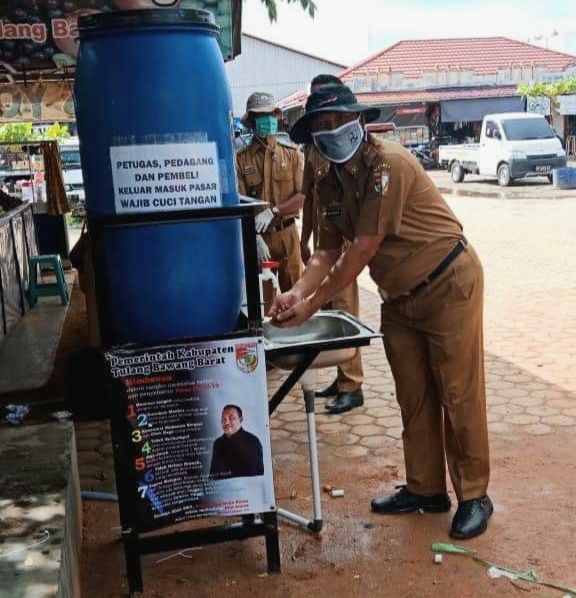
left=265, top=223, right=303, bottom=293
left=379, top=246, right=489, bottom=502
left=330, top=280, right=364, bottom=392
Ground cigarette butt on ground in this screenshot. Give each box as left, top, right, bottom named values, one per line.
left=434, top=554, right=443, bottom=565
left=330, top=489, right=345, bottom=498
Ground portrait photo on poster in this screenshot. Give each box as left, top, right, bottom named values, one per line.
left=209, top=403, right=265, bottom=480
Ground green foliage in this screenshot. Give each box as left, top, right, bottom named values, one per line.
left=517, top=77, right=576, bottom=98
left=258, top=0, right=316, bottom=22
left=0, top=123, right=39, bottom=143
left=44, top=122, right=70, bottom=140
left=0, top=122, right=70, bottom=142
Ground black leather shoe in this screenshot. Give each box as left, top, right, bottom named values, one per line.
left=371, top=486, right=451, bottom=514
left=325, top=389, right=364, bottom=414
left=450, top=496, right=493, bottom=539
left=315, top=380, right=339, bottom=398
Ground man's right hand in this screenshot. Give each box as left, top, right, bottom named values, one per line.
left=300, top=241, right=311, bottom=264
left=268, top=288, right=304, bottom=320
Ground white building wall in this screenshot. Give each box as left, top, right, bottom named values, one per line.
left=225, top=35, right=342, bottom=117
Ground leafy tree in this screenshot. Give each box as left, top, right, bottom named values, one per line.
left=259, top=0, right=316, bottom=22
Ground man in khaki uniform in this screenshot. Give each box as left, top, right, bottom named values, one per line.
left=300, top=74, right=364, bottom=414
left=236, top=92, right=304, bottom=292
left=270, top=85, right=492, bottom=540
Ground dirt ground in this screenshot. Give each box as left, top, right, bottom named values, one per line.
left=80, top=431, right=576, bottom=598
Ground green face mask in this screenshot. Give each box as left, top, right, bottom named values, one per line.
left=254, top=115, right=278, bottom=138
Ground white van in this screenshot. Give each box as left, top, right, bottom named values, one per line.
left=439, top=113, right=566, bottom=186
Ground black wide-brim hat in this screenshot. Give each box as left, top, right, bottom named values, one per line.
left=290, top=84, right=381, bottom=144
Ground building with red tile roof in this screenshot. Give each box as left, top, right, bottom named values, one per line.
left=339, top=37, right=576, bottom=81
left=279, top=37, right=576, bottom=146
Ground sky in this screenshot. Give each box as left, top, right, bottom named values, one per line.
left=242, top=0, right=576, bottom=66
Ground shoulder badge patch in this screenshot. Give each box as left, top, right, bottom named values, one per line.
left=372, top=170, right=390, bottom=195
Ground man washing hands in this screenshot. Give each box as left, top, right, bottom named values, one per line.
left=269, top=239, right=379, bottom=328
left=269, top=84, right=492, bottom=541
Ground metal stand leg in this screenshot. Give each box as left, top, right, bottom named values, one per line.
left=304, top=389, right=323, bottom=532
left=263, top=512, right=281, bottom=573
left=276, top=370, right=323, bottom=533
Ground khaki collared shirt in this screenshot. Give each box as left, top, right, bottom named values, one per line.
left=315, top=136, right=463, bottom=297
left=236, top=136, right=303, bottom=219
left=302, top=144, right=329, bottom=248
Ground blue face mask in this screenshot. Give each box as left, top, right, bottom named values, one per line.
left=254, top=115, right=278, bottom=138
left=312, top=118, right=364, bottom=163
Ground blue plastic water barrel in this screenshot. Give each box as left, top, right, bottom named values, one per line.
left=74, top=9, right=243, bottom=342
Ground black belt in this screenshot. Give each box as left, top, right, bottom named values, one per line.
left=408, top=237, right=468, bottom=295
left=269, top=218, right=296, bottom=234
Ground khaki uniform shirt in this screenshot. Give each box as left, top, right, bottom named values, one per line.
left=315, top=136, right=463, bottom=297
left=236, top=136, right=304, bottom=219
left=302, top=144, right=329, bottom=248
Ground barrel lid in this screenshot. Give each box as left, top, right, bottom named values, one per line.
left=78, top=9, right=219, bottom=35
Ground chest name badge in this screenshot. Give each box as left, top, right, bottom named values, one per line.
left=323, top=205, right=342, bottom=220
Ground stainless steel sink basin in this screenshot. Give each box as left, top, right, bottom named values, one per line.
left=263, top=311, right=380, bottom=370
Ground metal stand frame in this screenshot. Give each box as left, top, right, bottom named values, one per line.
left=89, top=199, right=281, bottom=597
left=265, top=319, right=380, bottom=534
left=276, top=385, right=323, bottom=533
left=268, top=354, right=324, bottom=532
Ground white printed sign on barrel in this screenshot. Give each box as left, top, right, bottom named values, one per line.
left=110, top=142, right=222, bottom=214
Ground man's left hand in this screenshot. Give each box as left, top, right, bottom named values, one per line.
left=255, top=208, right=275, bottom=234
left=271, top=297, right=317, bottom=328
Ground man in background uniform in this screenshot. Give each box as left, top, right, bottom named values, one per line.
left=270, top=85, right=492, bottom=540
left=236, top=92, right=304, bottom=291
left=300, top=75, right=364, bottom=414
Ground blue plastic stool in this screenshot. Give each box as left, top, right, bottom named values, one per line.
left=28, top=255, right=69, bottom=307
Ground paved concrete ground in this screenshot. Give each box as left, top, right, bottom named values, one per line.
left=429, top=169, right=576, bottom=200
left=75, top=187, right=576, bottom=492
left=0, top=277, right=74, bottom=396
left=265, top=188, right=576, bottom=462
left=0, top=423, right=81, bottom=598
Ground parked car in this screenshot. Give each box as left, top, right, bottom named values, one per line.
left=439, top=113, right=567, bottom=186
